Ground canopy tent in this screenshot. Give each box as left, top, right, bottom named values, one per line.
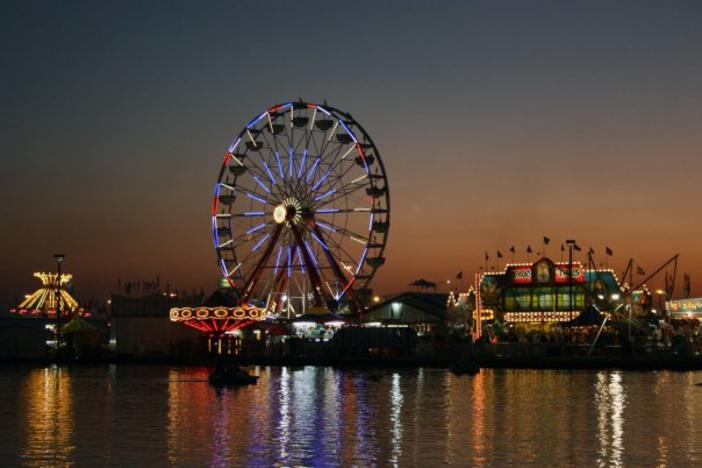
left=568, top=304, right=605, bottom=327
left=61, top=316, right=97, bottom=334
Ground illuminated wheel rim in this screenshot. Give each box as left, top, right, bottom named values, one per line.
left=212, top=101, right=390, bottom=314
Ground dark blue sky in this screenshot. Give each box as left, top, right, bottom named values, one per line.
left=2, top=1, right=701, bottom=307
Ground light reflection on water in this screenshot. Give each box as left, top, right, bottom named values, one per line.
left=0, top=366, right=701, bottom=466
left=596, top=371, right=626, bottom=468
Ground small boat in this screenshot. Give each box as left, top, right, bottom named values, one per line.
left=209, top=369, right=259, bottom=386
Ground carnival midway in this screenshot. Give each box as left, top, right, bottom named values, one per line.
left=5, top=100, right=702, bottom=379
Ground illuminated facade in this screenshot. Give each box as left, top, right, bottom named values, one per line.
left=666, top=298, right=702, bottom=320
left=478, top=257, right=623, bottom=324
left=362, top=292, right=453, bottom=336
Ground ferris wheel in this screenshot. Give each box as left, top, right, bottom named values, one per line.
left=212, top=101, right=390, bottom=315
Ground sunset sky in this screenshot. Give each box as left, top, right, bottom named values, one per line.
left=2, top=1, right=701, bottom=309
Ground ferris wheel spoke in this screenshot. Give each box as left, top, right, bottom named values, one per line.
left=231, top=211, right=270, bottom=218
left=317, top=140, right=345, bottom=171
left=231, top=186, right=275, bottom=206
left=227, top=223, right=276, bottom=247
left=292, top=126, right=310, bottom=160
left=262, top=160, right=277, bottom=186
left=311, top=126, right=342, bottom=171
left=310, top=165, right=336, bottom=192
left=240, top=224, right=283, bottom=303
left=305, top=157, right=322, bottom=184
left=256, top=128, right=291, bottom=199
left=315, top=208, right=371, bottom=214
left=249, top=149, right=289, bottom=200
left=226, top=141, right=279, bottom=193
left=314, top=230, right=367, bottom=292
left=313, top=220, right=370, bottom=248
left=316, top=144, right=359, bottom=188
left=307, top=130, right=325, bottom=162
left=289, top=223, right=327, bottom=306
left=252, top=175, right=272, bottom=194
left=310, top=224, right=352, bottom=285
left=313, top=183, right=369, bottom=208
left=308, top=157, right=364, bottom=200
left=297, top=149, right=308, bottom=179
left=317, top=231, right=365, bottom=279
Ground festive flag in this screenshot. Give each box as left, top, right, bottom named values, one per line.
left=456, top=271, right=463, bottom=280
left=637, top=266, right=646, bottom=275
left=588, top=247, right=595, bottom=255
left=509, top=246, right=515, bottom=253
left=606, top=247, right=613, bottom=256
left=485, top=252, right=489, bottom=261
left=497, top=251, right=503, bottom=258
left=543, top=236, right=550, bottom=245
left=526, top=245, right=532, bottom=254
left=573, top=244, right=582, bottom=252
left=560, top=244, right=565, bottom=252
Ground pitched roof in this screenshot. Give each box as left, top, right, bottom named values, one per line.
left=200, top=290, right=237, bottom=307
left=365, top=292, right=449, bottom=321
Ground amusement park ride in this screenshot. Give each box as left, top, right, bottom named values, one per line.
left=171, top=100, right=390, bottom=341
left=11, top=271, right=81, bottom=317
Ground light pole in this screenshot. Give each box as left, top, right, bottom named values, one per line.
left=53, top=254, right=64, bottom=360
left=565, top=240, right=577, bottom=342
left=655, top=289, right=666, bottom=320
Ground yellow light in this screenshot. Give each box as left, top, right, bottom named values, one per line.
left=373, top=295, right=381, bottom=303
left=273, top=205, right=287, bottom=224
left=169, top=305, right=267, bottom=322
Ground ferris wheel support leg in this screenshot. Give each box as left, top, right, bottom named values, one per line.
left=310, top=222, right=363, bottom=315
left=240, top=225, right=283, bottom=304
left=289, top=223, right=330, bottom=309
left=267, top=268, right=289, bottom=314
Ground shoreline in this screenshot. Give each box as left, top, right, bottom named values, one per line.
left=2, top=354, right=702, bottom=372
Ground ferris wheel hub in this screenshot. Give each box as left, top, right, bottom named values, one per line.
left=273, top=205, right=287, bottom=224
left=273, top=197, right=303, bottom=225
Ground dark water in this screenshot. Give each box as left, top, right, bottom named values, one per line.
left=0, top=365, right=700, bottom=467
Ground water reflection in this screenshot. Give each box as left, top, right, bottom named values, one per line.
left=389, top=372, right=403, bottom=465
left=276, top=366, right=291, bottom=461
left=21, top=367, right=74, bottom=466
left=2, top=366, right=701, bottom=466
left=595, top=371, right=627, bottom=468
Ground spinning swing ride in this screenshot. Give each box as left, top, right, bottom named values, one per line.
left=211, top=101, right=390, bottom=317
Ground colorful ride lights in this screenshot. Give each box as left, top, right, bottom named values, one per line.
left=169, top=305, right=267, bottom=322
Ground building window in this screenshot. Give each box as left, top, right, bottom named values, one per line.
left=536, top=287, right=554, bottom=309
